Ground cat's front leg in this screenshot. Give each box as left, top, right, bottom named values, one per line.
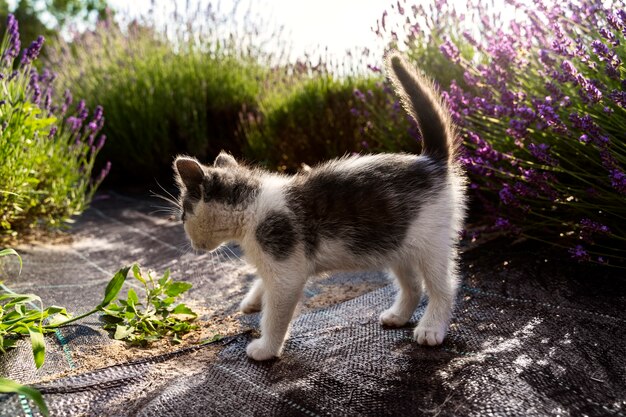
left=246, top=271, right=306, bottom=361
left=240, top=278, right=264, bottom=313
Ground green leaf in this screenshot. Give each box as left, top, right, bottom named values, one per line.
left=2, top=338, right=17, bottom=350
left=45, top=312, right=72, bottom=327
left=0, top=248, right=22, bottom=273
left=171, top=304, right=197, bottom=318
left=158, top=269, right=171, bottom=286
left=28, top=327, right=46, bottom=369
left=131, top=264, right=146, bottom=285
left=113, top=325, right=135, bottom=340
left=200, top=334, right=223, bottom=345
left=45, top=306, right=69, bottom=316
left=99, top=266, right=131, bottom=308
left=0, top=377, right=49, bottom=416
left=165, top=282, right=193, bottom=297
left=127, top=288, right=139, bottom=306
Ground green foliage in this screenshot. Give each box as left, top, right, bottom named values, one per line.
left=0, top=249, right=128, bottom=416
left=0, top=377, right=48, bottom=416
left=0, top=249, right=129, bottom=368
left=244, top=74, right=419, bottom=172
left=49, top=16, right=264, bottom=184
left=101, top=264, right=197, bottom=346
left=0, top=15, right=107, bottom=241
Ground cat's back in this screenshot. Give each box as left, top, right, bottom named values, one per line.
left=289, top=152, right=446, bottom=199
left=281, top=153, right=449, bottom=259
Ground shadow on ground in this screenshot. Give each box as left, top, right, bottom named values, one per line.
left=1, top=191, right=624, bottom=416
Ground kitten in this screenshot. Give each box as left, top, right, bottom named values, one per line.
left=174, top=53, right=466, bottom=361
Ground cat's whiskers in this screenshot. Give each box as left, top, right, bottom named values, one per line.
left=149, top=183, right=182, bottom=218
left=208, top=251, right=218, bottom=271
left=217, top=245, right=235, bottom=264
left=223, top=245, right=243, bottom=263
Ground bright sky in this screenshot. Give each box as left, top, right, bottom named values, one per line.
left=107, top=0, right=386, bottom=65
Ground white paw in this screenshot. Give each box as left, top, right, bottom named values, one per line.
left=414, top=323, right=447, bottom=346
left=379, top=309, right=409, bottom=327
left=239, top=298, right=262, bottom=314
left=246, top=339, right=278, bottom=361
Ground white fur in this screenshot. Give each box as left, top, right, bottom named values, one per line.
left=209, top=156, right=467, bottom=360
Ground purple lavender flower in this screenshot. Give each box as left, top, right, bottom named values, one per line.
left=591, top=40, right=610, bottom=58
left=560, top=60, right=577, bottom=78
left=96, top=134, right=107, bottom=150
left=61, top=89, right=73, bottom=115
left=569, top=245, right=590, bottom=261
left=609, top=169, right=626, bottom=194
left=499, top=184, right=517, bottom=206
left=396, top=1, right=404, bottom=16
left=487, top=33, right=518, bottom=65
left=21, top=36, right=45, bottom=66
left=353, top=89, right=366, bottom=102
left=599, top=28, right=619, bottom=46
left=579, top=218, right=610, bottom=243
left=609, top=90, right=626, bottom=108
left=98, top=161, right=112, bottom=180
left=29, top=71, right=41, bottom=104
left=439, top=40, right=460, bottom=63
left=48, top=126, right=57, bottom=139
left=462, top=31, right=478, bottom=46
left=528, top=143, right=558, bottom=166
left=66, top=116, right=82, bottom=132
left=494, top=217, right=511, bottom=230
left=3, top=14, right=21, bottom=62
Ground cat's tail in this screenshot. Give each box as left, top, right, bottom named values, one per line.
left=385, top=52, right=457, bottom=163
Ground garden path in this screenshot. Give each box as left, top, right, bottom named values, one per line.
left=0, top=192, right=624, bottom=416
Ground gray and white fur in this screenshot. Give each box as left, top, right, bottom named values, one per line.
left=174, top=53, right=466, bottom=361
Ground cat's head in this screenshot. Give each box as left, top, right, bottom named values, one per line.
left=173, top=152, right=259, bottom=251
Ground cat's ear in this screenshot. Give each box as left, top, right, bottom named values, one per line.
left=214, top=151, right=238, bottom=168
left=174, top=156, right=204, bottom=189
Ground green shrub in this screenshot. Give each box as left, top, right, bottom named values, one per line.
left=0, top=14, right=107, bottom=240
left=48, top=17, right=265, bottom=184
left=243, top=74, right=420, bottom=171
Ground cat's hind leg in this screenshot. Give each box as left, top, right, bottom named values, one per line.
left=380, top=262, right=423, bottom=327
left=240, top=278, right=264, bottom=314
left=414, top=242, right=459, bottom=346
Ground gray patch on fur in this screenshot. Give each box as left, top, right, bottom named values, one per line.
left=286, top=154, right=446, bottom=257
left=255, top=211, right=297, bottom=261
left=202, top=170, right=259, bottom=206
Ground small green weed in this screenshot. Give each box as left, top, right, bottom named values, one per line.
left=101, top=264, right=197, bottom=346
left=1, top=249, right=199, bottom=414
left=0, top=248, right=128, bottom=367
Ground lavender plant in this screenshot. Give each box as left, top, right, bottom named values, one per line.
left=0, top=14, right=109, bottom=240
left=376, top=0, right=626, bottom=266
left=47, top=4, right=267, bottom=184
